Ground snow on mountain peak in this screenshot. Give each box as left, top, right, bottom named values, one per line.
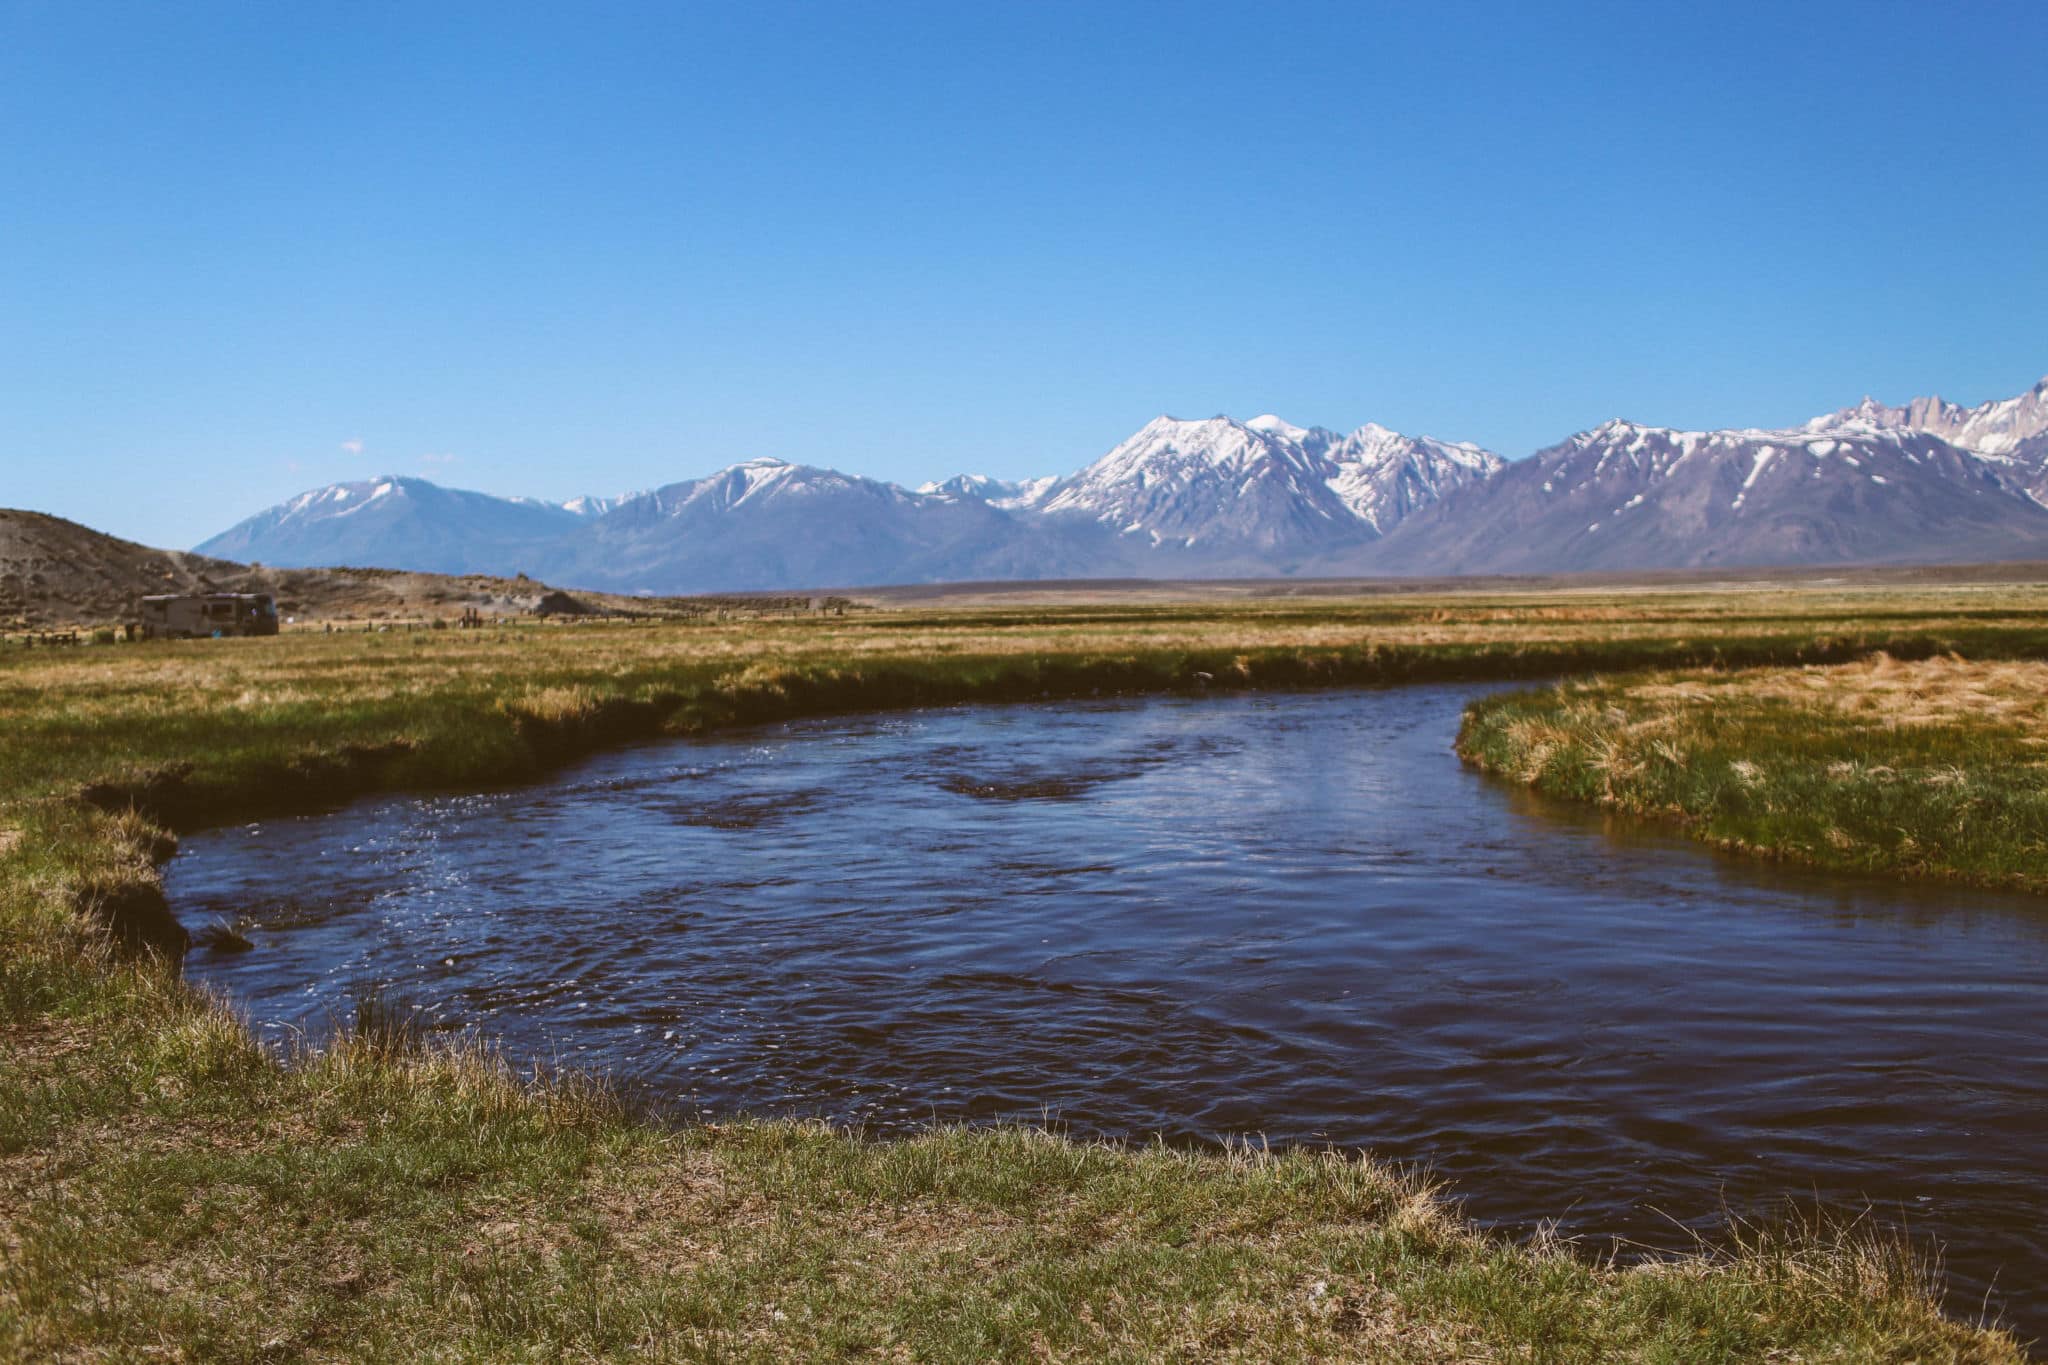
left=560, top=494, right=625, bottom=518
left=915, top=473, right=1057, bottom=509
left=1063, top=415, right=1288, bottom=485
left=1032, top=409, right=1502, bottom=542
left=723, top=458, right=802, bottom=506
left=918, top=472, right=1000, bottom=497
left=1245, top=413, right=1311, bottom=442
left=1805, top=374, right=2048, bottom=457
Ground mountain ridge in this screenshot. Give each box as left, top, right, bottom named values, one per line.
left=1804, top=374, right=2048, bottom=457
left=1351, top=417, right=2048, bottom=575
left=193, top=375, right=2048, bottom=591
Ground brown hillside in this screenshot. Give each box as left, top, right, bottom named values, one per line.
left=0, top=508, right=843, bottom=628
left=0, top=509, right=259, bottom=627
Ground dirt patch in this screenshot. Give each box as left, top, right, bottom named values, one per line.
left=74, top=873, right=189, bottom=959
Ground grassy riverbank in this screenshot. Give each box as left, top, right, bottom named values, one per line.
left=1458, top=654, right=2048, bottom=895
left=4, top=587, right=2040, bottom=1358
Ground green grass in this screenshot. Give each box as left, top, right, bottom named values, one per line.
left=0, top=986, right=2016, bottom=1361
left=3, top=588, right=2041, bottom=1359
left=1458, top=653, right=2048, bottom=894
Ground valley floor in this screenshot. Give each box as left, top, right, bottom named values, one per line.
left=3, top=587, right=2042, bottom=1359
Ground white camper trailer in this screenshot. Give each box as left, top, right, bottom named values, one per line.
left=138, top=593, right=280, bottom=640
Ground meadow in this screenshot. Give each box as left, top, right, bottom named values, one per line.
left=1459, top=653, right=2048, bottom=894
left=4, top=584, right=2043, bottom=1359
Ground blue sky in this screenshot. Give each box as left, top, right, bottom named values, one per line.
left=4, top=0, right=2045, bottom=549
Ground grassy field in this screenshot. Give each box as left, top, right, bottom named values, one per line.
left=1458, top=653, right=2048, bottom=894
left=4, top=585, right=2043, bottom=1359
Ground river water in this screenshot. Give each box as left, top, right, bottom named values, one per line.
left=170, top=685, right=2048, bottom=1335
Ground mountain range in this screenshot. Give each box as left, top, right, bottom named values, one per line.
left=196, top=376, right=2048, bottom=591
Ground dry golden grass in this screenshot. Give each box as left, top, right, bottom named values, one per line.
left=1627, top=654, right=2048, bottom=735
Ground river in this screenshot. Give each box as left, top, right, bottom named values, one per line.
left=170, top=685, right=2048, bottom=1335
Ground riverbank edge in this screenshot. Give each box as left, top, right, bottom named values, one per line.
left=4, top=625, right=2037, bottom=1357
left=1453, top=659, right=2048, bottom=897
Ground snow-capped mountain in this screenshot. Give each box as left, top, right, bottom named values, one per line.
left=1037, top=415, right=1355, bottom=557
left=195, top=476, right=602, bottom=575
left=915, top=473, right=1058, bottom=508
left=1805, top=375, right=2048, bottom=457
left=1028, top=414, right=1502, bottom=565
left=1361, top=418, right=2048, bottom=574
left=194, top=375, right=2048, bottom=591
left=538, top=459, right=1120, bottom=593
left=1324, top=422, right=1506, bottom=534
left=197, top=413, right=1502, bottom=590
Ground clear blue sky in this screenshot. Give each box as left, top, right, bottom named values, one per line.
left=4, top=0, right=2045, bottom=549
